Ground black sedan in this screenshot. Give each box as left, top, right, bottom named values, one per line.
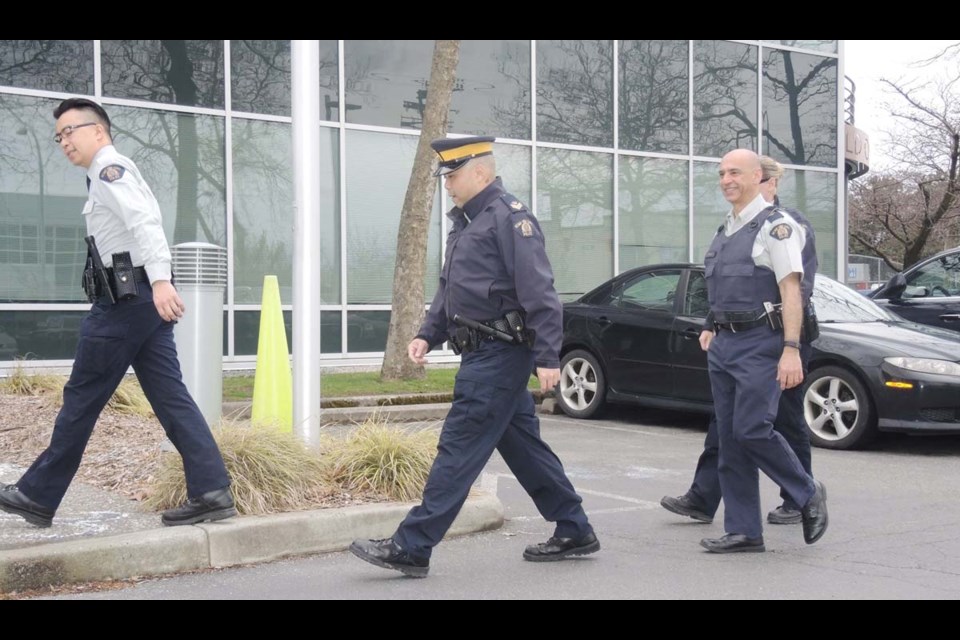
left=865, top=246, right=960, bottom=332
left=558, top=263, right=960, bottom=450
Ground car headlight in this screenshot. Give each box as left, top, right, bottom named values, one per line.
left=884, top=357, right=960, bottom=377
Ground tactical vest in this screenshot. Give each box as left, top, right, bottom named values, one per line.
left=705, top=207, right=781, bottom=317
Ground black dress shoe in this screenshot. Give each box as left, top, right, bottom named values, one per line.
left=161, top=487, right=237, bottom=526
left=801, top=480, right=828, bottom=544
left=660, top=494, right=713, bottom=523
left=767, top=504, right=802, bottom=525
left=0, top=484, right=54, bottom=528
left=349, top=538, right=430, bottom=578
left=523, top=532, right=600, bottom=562
left=700, top=533, right=765, bottom=553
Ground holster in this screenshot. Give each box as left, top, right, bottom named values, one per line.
left=802, top=303, right=820, bottom=342
left=111, top=251, right=140, bottom=300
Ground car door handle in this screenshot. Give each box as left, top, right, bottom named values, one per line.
left=682, top=327, right=701, bottom=339
left=595, top=316, right=613, bottom=326
left=940, top=314, right=960, bottom=322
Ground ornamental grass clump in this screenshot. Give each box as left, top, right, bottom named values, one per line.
left=1, top=364, right=152, bottom=417
left=143, top=422, right=334, bottom=515
left=322, top=416, right=439, bottom=502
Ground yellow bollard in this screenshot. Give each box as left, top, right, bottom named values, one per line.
left=251, top=275, right=293, bottom=431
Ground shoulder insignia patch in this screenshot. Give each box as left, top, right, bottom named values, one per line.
left=515, top=218, right=534, bottom=237
left=510, top=200, right=523, bottom=211
left=769, top=223, right=793, bottom=240
left=99, top=165, right=126, bottom=183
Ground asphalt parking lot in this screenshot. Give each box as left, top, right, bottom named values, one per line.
left=39, top=406, right=960, bottom=600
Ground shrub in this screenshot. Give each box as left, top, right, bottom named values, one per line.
left=321, top=416, right=439, bottom=502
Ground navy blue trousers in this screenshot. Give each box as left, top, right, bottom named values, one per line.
left=17, top=286, right=230, bottom=511
left=708, top=328, right=814, bottom=538
left=690, top=342, right=813, bottom=516
left=393, top=340, right=593, bottom=559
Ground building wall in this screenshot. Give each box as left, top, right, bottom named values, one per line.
left=0, top=39, right=841, bottom=371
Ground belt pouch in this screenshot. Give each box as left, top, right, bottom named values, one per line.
left=111, top=252, right=140, bottom=300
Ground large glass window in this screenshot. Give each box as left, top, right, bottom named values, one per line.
left=692, top=160, right=729, bottom=262
left=537, top=40, right=613, bottom=147
left=537, top=148, right=613, bottom=298
left=776, top=169, right=838, bottom=276
left=232, top=120, right=340, bottom=306
left=233, top=310, right=341, bottom=355
left=0, top=310, right=86, bottom=360
left=345, top=130, right=441, bottom=304
left=102, top=40, right=225, bottom=109
left=452, top=40, right=531, bottom=139
left=0, top=40, right=94, bottom=94
left=694, top=41, right=758, bottom=158
left=111, top=105, right=226, bottom=248
left=344, top=40, right=433, bottom=130
left=0, top=94, right=89, bottom=302
left=619, top=40, right=689, bottom=154
left=348, top=310, right=390, bottom=353
left=762, top=49, right=837, bottom=167
left=764, top=41, right=837, bottom=55
left=619, top=156, right=689, bottom=271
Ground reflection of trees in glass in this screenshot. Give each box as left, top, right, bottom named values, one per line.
left=762, top=49, right=837, bottom=167
left=0, top=40, right=93, bottom=94
left=537, top=40, right=613, bottom=147
left=231, top=40, right=291, bottom=116
left=230, top=40, right=339, bottom=118
left=102, top=40, right=224, bottom=108
left=453, top=40, right=530, bottom=138
left=764, top=40, right=837, bottom=55
left=111, top=107, right=224, bottom=246
left=694, top=40, right=758, bottom=157
left=618, top=157, right=688, bottom=269
left=619, top=40, right=688, bottom=153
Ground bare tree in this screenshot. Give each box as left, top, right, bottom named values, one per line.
left=849, top=45, right=960, bottom=269
left=380, top=41, right=460, bottom=381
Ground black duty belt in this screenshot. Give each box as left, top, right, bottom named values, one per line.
left=714, top=317, right=770, bottom=333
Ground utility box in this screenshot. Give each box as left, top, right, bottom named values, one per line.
left=171, top=242, right=227, bottom=426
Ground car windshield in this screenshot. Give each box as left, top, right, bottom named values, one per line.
left=814, top=274, right=902, bottom=323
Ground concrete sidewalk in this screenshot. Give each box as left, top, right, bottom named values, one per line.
left=0, top=397, right=519, bottom=594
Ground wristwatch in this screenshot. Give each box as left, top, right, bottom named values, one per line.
left=783, top=340, right=801, bottom=350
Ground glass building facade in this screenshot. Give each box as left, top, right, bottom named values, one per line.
left=0, top=40, right=843, bottom=371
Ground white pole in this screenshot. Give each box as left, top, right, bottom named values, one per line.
left=291, top=40, right=322, bottom=445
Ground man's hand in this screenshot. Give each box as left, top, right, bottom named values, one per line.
left=152, top=280, right=185, bottom=322
left=408, top=338, right=429, bottom=365
left=536, top=367, right=560, bottom=393
left=777, top=349, right=804, bottom=390
left=699, top=330, right=714, bottom=352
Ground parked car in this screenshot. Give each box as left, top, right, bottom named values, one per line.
left=558, top=263, right=960, bottom=450
left=865, top=247, right=960, bottom=332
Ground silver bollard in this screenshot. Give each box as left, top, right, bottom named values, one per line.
left=171, top=242, right=227, bottom=427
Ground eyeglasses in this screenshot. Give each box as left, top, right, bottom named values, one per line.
left=53, top=122, right=98, bottom=144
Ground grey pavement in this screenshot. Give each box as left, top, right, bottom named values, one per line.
left=0, top=397, right=501, bottom=594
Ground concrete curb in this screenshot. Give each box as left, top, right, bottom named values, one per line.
left=0, top=491, right=503, bottom=593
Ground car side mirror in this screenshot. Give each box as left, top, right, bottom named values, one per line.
left=885, top=273, right=907, bottom=300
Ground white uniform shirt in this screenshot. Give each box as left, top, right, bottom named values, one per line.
left=724, top=193, right=806, bottom=284
left=83, top=145, right=171, bottom=284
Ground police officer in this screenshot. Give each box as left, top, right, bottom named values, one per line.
left=350, top=136, right=598, bottom=577
left=660, top=156, right=819, bottom=526
left=697, top=149, right=827, bottom=553
left=0, top=98, right=235, bottom=529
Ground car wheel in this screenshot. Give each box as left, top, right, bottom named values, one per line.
left=803, top=365, right=877, bottom=450
left=558, top=349, right=606, bottom=419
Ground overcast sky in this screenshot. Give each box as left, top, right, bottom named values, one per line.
left=843, top=40, right=958, bottom=170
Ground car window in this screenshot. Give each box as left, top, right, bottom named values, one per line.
left=614, top=270, right=681, bottom=312
left=683, top=271, right=710, bottom=317
left=813, top=274, right=902, bottom=323
left=904, top=252, right=960, bottom=298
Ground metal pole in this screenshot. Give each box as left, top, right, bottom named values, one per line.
left=291, top=40, right=323, bottom=445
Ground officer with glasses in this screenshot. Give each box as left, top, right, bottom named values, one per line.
left=0, top=98, right=235, bottom=529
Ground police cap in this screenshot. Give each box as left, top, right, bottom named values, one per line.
left=430, top=136, right=496, bottom=176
